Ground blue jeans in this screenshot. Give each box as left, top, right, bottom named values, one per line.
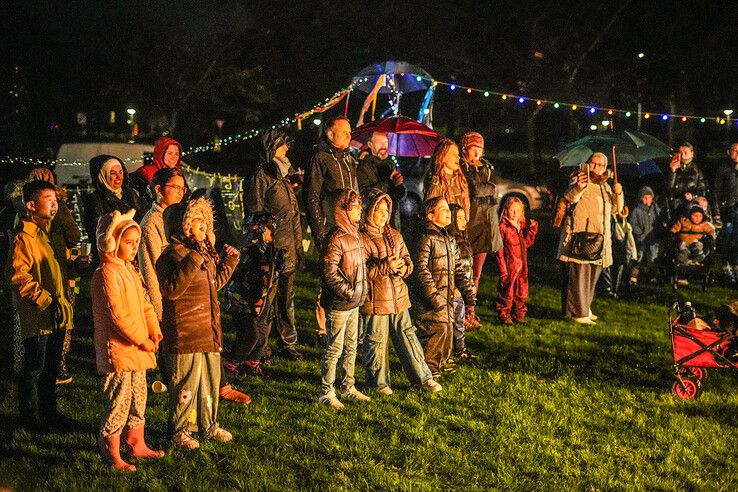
left=321, top=307, right=360, bottom=394
left=18, top=330, right=65, bottom=418
left=452, top=297, right=465, bottom=354
left=363, top=310, right=433, bottom=389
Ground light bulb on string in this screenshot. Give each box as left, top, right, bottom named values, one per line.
left=572, top=105, right=577, bottom=110
left=625, top=111, right=631, bottom=117
left=467, top=88, right=472, bottom=94
left=644, top=113, right=650, bottom=119
left=518, top=97, right=525, bottom=104
left=554, top=103, right=560, bottom=108
left=501, top=94, right=507, bottom=100
left=450, top=84, right=456, bottom=91
left=589, top=107, right=596, bottom=114
left=661, top=114, right=669, bottom=121
left=536, top=100, right=542, bottom=105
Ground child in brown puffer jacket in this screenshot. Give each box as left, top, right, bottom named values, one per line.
left=670, top=206, right=716, bottom=264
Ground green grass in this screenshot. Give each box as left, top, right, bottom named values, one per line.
left=2, top=235, right=738, bottom=491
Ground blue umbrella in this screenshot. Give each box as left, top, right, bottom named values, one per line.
left=617, top=159, right=662, bottom=177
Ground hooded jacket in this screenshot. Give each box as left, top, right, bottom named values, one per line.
left=360, top=190, right=413, bottom=315
left=357, top=153, right=406, bottom=230
left=83, top=155, right=142, bottom=246
left=496, top=216, right=538, bottom=279
left=461, top=157, right=503, bottom=254
left=129, top=137, right=183, bottom=196
left=304, top=136, right=358, bottom=249
left=320, top=189, right=367, bottom=311
left=156, top=198, right=239, bottom=354
left=91, top=210, right=161, bottom=373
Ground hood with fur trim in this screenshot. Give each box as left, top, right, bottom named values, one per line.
left=331, top=188, right=361, bottom=236
left=362, top=188, right=392, bottom=233
left=96, top=209, right=141, bottom=263
left=163, top=197, right=216, bottom=247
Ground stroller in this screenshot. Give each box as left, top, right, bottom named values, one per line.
left=665, top=234, right=717, bottom=292
left=669, top=301, right=738, bottom=399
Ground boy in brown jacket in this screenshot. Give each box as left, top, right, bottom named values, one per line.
left=670, top=206, right=716, bottom=264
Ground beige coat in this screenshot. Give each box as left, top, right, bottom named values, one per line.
left=138, top=203, right=167, bottom=320
left=556, top=171, right=624, bottom=268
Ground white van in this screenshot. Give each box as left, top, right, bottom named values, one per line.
left=55, top=142, right=153, bottom=186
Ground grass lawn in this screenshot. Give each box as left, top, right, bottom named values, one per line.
left=2, top=231, right=738, bottom=491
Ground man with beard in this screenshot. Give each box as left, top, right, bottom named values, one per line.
left=357, top=132, right=406, bottom=230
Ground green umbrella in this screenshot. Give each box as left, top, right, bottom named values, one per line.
left=555, top=130, right=671, bottom=168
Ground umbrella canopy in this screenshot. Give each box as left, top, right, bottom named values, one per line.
left=350, top=116, right=442, bottom=157
left=353, top=61, right=434, bottom=94
left=617, top=159, right=662, bottom=177
left=555, top=131, right=671, bottom=168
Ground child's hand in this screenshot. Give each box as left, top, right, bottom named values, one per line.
left=140, top=339, right=157, bottom=352
left=151, top=332, right=163, bottom=345
left=529, top=219, right=538, bottom=228
left=223, top=244, right=239, bottom=257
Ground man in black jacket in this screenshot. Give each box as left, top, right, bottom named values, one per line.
left=714, top=141, right=738, bottom=282
left=357, top=131, right=406, bottom=230
left=665, top=142, right=709, bottom=216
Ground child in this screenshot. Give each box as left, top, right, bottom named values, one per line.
left=8, top=180, right=74, bottom=432
left=628, top=186, right=661, bottom=284
left=92, top=209, right=164, bottom=471
left=410, top=197, right=476, bottom=380
left=447, top=204, right=479, bottom=365
left=157, top=197, right=241, bottom=449
left=361, top=189, right=442, bottom=395
left=495, top=197, right=538, bottom=324
left=320, top=188, right=369, bottom=409
left=670, top=205, right=716, bottom=264
left=224, top=212, right=283, bottom=378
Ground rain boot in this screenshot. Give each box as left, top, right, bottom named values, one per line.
left=98, top=434, right=136, bottom=471
left=123, top=426, right=165, bottom=459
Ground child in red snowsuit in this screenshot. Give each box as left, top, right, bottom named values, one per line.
left=495, top=197, right=538, bottom=324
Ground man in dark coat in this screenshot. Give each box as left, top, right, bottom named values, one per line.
left=714, top=141, right=738, bottom=282
left=665, top=142, right=709, bottom=215
left=244, top=129, right=304, bottom=361
left=356, top=131, right=406, bottom=230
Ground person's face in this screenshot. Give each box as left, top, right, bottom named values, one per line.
left=117, top=227, right=141, bottom=262
left=368, top=133, right=389, bottom=160
left=641, top=194, right=654, bottom=207
left=729, top=144, right=738, bottom=164
left=696, top=197, right=708, bottom=210
left=108, top=162, right=124, bottom=190
left=679, top=146, right=693, bottom=164
left=463, top=146, right=483, bottom=162
left=690, top=211, right=703, bottom=224
left=274, top=144, right=289, bottom=158
left=508, top=203, right=524, bottom=222
left=347, top=199, right=362, bottom=224
left=371, top=200, right=389, bottom=228
left=27, top=189, right=58, bottom=220
left=157, top=175, right=185, bottom=207
left=189, top=217, right=208, bottom=242
left=428, top=199, right=451, bottom=228
left=163, top=145, right=180, bottom=168
left=456, top=209, right=467, bottom=231
left=441, top=145, right=460, bottom=172
left=327, top=119, right=352, bottom=150
left=588, top=155, right=607, bottom=175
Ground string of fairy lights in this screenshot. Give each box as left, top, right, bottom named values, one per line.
left=1, top=74, right=735, bottom=167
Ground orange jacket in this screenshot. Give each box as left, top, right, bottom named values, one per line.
left=670, top=217, right=716, bottom=245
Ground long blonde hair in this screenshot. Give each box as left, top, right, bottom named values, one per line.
left=431, top=139, right=470, bottom=214
left=501, top=196, right=526, bottom=222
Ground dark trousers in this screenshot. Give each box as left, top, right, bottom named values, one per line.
left=562, top=262, right=602, bottom=318
left=273, top=271, right=298, bottom=349
left=18, top=330, right=65, bottom=418
left=229, top=316, right=270, bottom=364
left=416, top=318, right=451, bottom=375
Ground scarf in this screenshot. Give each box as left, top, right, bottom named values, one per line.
left=98, top=159, right=124, bottom=200
left=273, top=156, right=292, bottom=178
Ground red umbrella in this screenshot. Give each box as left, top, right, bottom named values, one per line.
left=350, top=116, right=442, bottom=157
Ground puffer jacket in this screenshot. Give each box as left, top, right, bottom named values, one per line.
left=713, top=161, right=738, bottom=217
left=629, top=202, right=661, bottom=246
left=91, top=210, right=161, bottom=373
left=410, top=222, right=476, bottom=324
left=304, top=137, right=358, bottom=248
left=157, top=198, right=239, bottom=354
left=320, top=189, right=367, bottom=311
left=461, top=157, right=503, bottom=253
left=670, top=216, right=716, bottom=245
left=224, top=241, right=283, bottom=321
left=360, top=190, right=413, bottom=315
left=357, top=154, right=406, bottom=230
left=246, top=158, right=302, bottom=275
left=666, top=162, right=708, bottom=202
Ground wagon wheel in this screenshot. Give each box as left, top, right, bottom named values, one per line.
left=671, top=377, right=702, bottom=400
left=686, top=367, right=709, bottom=382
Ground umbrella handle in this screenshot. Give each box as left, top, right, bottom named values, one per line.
left=611, top=145, right=618, bottom=185
left=617, top=206, right=629, bottom=219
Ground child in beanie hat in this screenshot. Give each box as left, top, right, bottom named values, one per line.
left=670, top=205, right=716, bottom=264
left=629, top=186, right=662, bottom=283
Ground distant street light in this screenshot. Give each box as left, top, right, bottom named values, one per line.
left=126, top=108, right=136, bottom=116
left=724, top=110, right=734, bottom=136
left=126, top=108, right=136, bottom=142
left=637, top=52, right=645, bottom=59
left=312, top=118, right=321, bottom=126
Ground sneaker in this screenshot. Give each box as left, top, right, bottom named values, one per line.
left=455, top=348, right=478, bottom=362
left=572, top=316, right=596, bottom=325
left=242, top=362, right=269, bottom=379
left=56, top=372, right=73, bottom=385
left=342, top=386, right=371, bottom=402
left=277, top=346, right=304, bottom=362
left=498, top=316, right=513, bottom=325
left=210, top=427, right=233, bottom=442
left=464, top=313, right=482, bottom=331
left=260, top=355, right=273, bottom=367
left=319, top=392, right=344, bottom=409
left=219, top=385, right=252, bottom=405
left=377, top=386, right=393, bottom=396
left=173, top=431, right=200, bottom=450
left=421, top=379, right=443, bottom=393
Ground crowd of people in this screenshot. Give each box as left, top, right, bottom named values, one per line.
left=5, top=117, right=738, bottom=471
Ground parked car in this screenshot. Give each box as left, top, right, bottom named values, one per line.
left=55, top=142, right=154, bottom=186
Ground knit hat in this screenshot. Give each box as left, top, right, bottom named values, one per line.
left=638, top=186, right=654, bottom=200
left=688, top=205, right=705, bottom=219
left=461, top=132, right=484, bottom=150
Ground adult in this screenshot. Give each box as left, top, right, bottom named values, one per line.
left=83, top=155, right=142, bottom=256
left=557, top=152, right=624, bottom=324
left=665, top=142, right=708, bottom=214
left=356, top=131, right=406, bottom=230
left=459, top=132, right=503, bottom=292
left=424, top=139, right=470, bottom=215
left=713, top=141, right=738, bottom=283
left=245, top=129, right=304, bottom=361
left=129, top=137, right=186, bottom=204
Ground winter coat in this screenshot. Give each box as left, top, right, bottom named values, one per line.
left=304, top=137, right=358, bottom=248
left=496, top=217, right=538, bottom=280
left=224, top=241, right=283, bottom=321
left=157, top=199, right=239, bottom=354
left=461, top=158, right=503, bottom=253
left=129, top=137, right=186, bottom=200
left=713, top=162, right=738, bottom=217
left=49, top=191, right=82, bottom=284
left=7, top=215, right=73, bottom=340
left=629, top=202, right=660, bottom=247
left=670, top=217, right=716, bottom=245
left=556, top=171, right=624, bottom=268
left=357, top=154, right=406, bottom=230
left=245, top=159, right=303, bottom=274
left=410, top=222, right=476, bottom=324
left=83, top=155, right=142, bottom=245
left=423, top=169, right=469, bottom=216
left=320, top=190, right=367, bottom=311
left=91, top=210, right=161, bottom=374
left=138, top=203, right=167, bottom=320
left=666, top=162, right=708, bottom=202
left=360, top=190, right=413, bottom=316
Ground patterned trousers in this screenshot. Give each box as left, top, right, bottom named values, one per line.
left=166, top=352, right=221, bottom=438
left=100, top=370, right=147, bottom=438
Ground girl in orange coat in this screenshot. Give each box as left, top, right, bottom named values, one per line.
left=91, top=209, right=164, bottom=471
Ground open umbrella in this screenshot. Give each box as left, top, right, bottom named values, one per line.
left=555, top=131, right=671, bottom=168
left=617, top=159, right=662, bottom=177
left=350, top=116, right=442, bottom=157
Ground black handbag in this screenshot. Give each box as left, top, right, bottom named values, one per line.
left=566, top=186, right=606, bottom=261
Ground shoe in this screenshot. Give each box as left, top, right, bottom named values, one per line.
left=513, top=317, right=527, bottom=325
left=342, top=386, right=371, bottom=402
left=677, top=279, right=689, bottom=286
left=464, top=313, right=482, bottom=331
left=123, top=426, right=165, bottom=459
left=55, top=372, right=73, bottom=385
left=498, top=316, right=513, bottom=325
left=319, top=392, right=344, bottom=409
left=46, top=410, right=79, bottom=432
left=99, top=434, right=136, bottom=471
left=588, top=310, right=598, bottom=321
left=421, top=379, right=443, bottom=393
left=455, top=348, right=478, bottom=362
left=219, top=384, right=252, bottom=405
left=377, top=386, right=393, bottom=396
left=222, top=361, right=240, bottom=378
left=210, top=427, right=233, bottom=442
left=572, top=316, right=596, bottom=325
left=242, top=362, right=269, bottom=379
left=173, top=431, right=200, bottom=450
left=277, top=346, right=304, bottom=362
left=441, top=364, right=457, bottom=374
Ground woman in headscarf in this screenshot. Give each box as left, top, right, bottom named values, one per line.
left=129, top=137, right=186, bottom=202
